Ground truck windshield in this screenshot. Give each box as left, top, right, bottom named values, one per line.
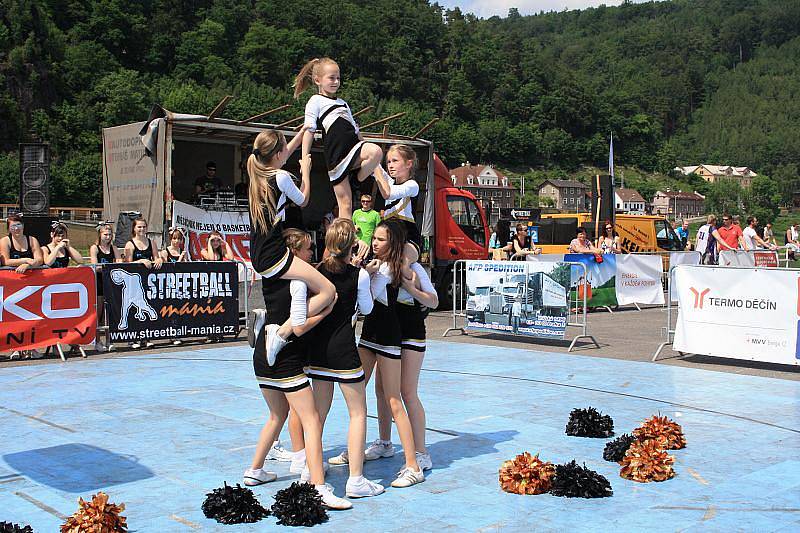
left=475, top=287, right=491, bottom=295
left=447, top=195, right=485, bottom=246
left=654, top=220, right=684, bottom=250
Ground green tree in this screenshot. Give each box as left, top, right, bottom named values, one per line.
left=744, top=175, right=781, bottom=224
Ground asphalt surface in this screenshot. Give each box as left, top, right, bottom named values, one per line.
left=3, top=306, right=798, bottom=380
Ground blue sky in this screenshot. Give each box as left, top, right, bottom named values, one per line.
left=437, top=1, right=641, bottom=18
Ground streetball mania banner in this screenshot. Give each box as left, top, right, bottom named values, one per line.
left=465, top=260, right=569, bottom=339
left=103, top=262, right=239, bottom=343
left=673, top=265, right=799, bottom=366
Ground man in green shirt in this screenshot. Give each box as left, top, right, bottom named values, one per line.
left=352, top=194, right=381, bottom=246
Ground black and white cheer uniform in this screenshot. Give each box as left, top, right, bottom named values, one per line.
left=250, top=170, right=305, bottom=280
left=253, top=277, right=309, bottom=392
left=382, top=176, right=421, bottom=249
left=358, top=263, right=402, bottom=359
left=44, top=244, right=71, bottom=268
left=304, top=264, right=372, bottom=382
left=304, top=94, right=365, bottom=184
left=94, top=244, right=117, bottom=296
left=127, top=239, right=154, bottom=262
left=8, top=235, right=33, bottom=261
left=396, top=263, right=434, bottom=353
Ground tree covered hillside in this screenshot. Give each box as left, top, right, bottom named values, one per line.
left=1, top=0, right=799, bottom=206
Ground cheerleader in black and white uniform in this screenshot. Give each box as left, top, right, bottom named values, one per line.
left=301, top=218, right=385, bottom=498
left=294, top=57, right=384, bottom=219
left=357, top=220, right=425, bottom=488
left=372, top=260, right=438, bottom=472
left=247, top=128, right=336, bottom=366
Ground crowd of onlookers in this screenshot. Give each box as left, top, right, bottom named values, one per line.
left=0, top=214, right=234, bottom=359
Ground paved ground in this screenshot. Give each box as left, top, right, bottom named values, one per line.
left=1, top=333, right=799, bottom=531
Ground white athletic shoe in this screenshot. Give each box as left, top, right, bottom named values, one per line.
left=314, top=483, right=352, bottom=510
left=243, top=467, right=277, bottom=486
left=327, top=451, right=349, bottom=466
left=364, top=439, right=394, bottom=461
left=416, top=451, right=433, bottom=471
left=248, top=309, right=266, bottom=349
left=94, top=340, right=107, bottom=353
left=172, top=339, right=182, bottom=346
left=144, top=341, right=155, bottom=348
left=129, top=342, right=141, bottom=350
left=9, top=351, right=20, bottom=360
left=390, top=467, right=425, bottom=488
left=299, top=462, right=329, bottom=482
left=265, top=441, right=294, bottom=462
left=106, top=344, right=116, bottom=352
left=264, top=323, right=287, bottom=366
left=290, top=450, right=307, bottom=474
left=345, top=476, right=384, bottom=498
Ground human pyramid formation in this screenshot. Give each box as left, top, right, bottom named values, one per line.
left=241, top=56, right=436, bottom=511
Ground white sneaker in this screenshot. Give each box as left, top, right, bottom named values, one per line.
left=290, top=450, right=306, bottom=474
left=266, top=441, right=294, bottom=462
left=416, top=451, right=433, bottom=471
left=345, top=476, right=384, bottom=498
left=264, top=323, right=287, bottom=366
left=390, top=467, right=425, bottom=488
left=144, top=341, right=155, bottom=348
left=94, top=340, right=107, bottom=353
left=364, top=440, right=394, bottom=461
left=248, top=309, right=266, bottom=348
left=106, top=344, right=116, bottom=352
left=328, top=451, right=349, bottom=466
left=314, top=483, right=352, bottom=510
left=243, top=467, right=276, bottom=486
left=172, top=339, right=182, bottom=346
left=9, top=351, right=20, bottom=360
left=300, top=462, right=329, bottom=482
left=129, top=342, right=141, bottom=350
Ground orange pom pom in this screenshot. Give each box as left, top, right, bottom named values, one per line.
left=633, top=414, right=686, bottom=450
left=61, top=492, right=127, bottom=533
left=499, top=452, right=555, bottom=495
left=619, top=439, right=675, bottom=483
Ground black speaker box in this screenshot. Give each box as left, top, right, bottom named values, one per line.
left=22, top=215, right=58, bottom=247
left=19, top=143, right=50, bottom=215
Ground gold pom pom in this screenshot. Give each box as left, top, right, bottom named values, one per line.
left=61, top=492, right=127, bottom=533
left=499, top=452, right=555, bottom=495
left=633, top=414, right=686, bottom=450
left=619, top=439, right=675, bottom=483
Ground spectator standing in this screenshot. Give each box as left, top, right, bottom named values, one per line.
left=352, top=194, right=381, bottom=246
left=1, top=214, right=44, bottom=359
left=511, top=223, right=541, bottom=259
left=715, top=214, right=744, bottom=254
left=695, top=215, right=722, bottom=265
left=488, top=220, right=513, bottom=260
left=568, top=227, right=600, bottom=254
left=743, top=216, right=776, bottom=251
left=124, top=217, right=162, bottom=349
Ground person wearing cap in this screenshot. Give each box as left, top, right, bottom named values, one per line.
left=195, top=161, right=222, bottom=195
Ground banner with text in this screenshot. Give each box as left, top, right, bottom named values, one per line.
left=718, top=250, right=779, bottom=268
left=103, top=262, right=239, bottom=343
left=615, top=255, right=664, bottom=305
left=171, top=200, right=252, bottom=264
left=673, top=265, right=799, bottom=366
left=1, top=267, right=97, bottom=350
left=465, top=260, right=569, bottom=339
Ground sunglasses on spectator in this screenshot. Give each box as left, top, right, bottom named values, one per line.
left=9, top=223, right=22, bottom=230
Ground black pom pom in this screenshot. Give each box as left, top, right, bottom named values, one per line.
left=565, top=407, right=614, bottom=438
left=202, top=482, right=269, bottom=524
left=603, top=433, right=636, bottom=462
left=0, top=522, right=34, bottom=533
left=550, top=460, right=613, bottom=498
left=271, top=482, right=328, bottom=527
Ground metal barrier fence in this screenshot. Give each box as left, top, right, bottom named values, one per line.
left=1, top=260, right=250, bottom=361
left=442, top=259, right=598, bottom=352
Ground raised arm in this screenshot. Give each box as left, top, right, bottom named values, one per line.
left=401, top=263, right=438, bottom=309
left=373, top=165, right=392, bottom=200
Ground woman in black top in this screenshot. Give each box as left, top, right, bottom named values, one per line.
left=43, top=222, right=83, bottom=268
left=90, top=222, right=121, bottom=353
left=0, top=214, right=43, bottom=274
left=160, top=226, right=190, bottom=263
left=123, top=217, right=161, bottom=349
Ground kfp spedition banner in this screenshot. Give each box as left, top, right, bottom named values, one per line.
left=0, top=267, right=97, bottom=350
left=103, top=262, right=239, bottom=343
left=673, top=265, right=800, bottom=366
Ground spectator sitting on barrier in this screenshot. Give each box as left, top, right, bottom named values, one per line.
left=1, top=214, right=44, bottom=360
left=785, top=222, right=799, bottom=261
left=90, top=221, right=122, bottom=353
left=597, top=220, right=619, bottom=254
left=511, top=223, right=541, bottom=260
left=201, top=230, right=234, bottom=261
left=743, top=216, right=777, bottom=251
left=124, top=217, right=162, bottom=349
left=715, top=213, right=744, bottom=254
left=489, top=220, right=513, bottom=260
left=161, top=226, right=191, bottom=263
left=568, top=227, right=600, bottom=254
left=695, top=214, right=723, bottom=265
left=763, top=222, right=776, bottom=247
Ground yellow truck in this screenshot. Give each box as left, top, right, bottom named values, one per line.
left=531, top=213, right=684, bottom=254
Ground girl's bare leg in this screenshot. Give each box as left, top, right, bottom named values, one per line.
left=250, top=388, right=289, bottom=469
left=375, top=368, right=393, bottom=442
left=288, top=408, right=305, bottom=452
left=400, top=349, right=427, bottom=453
left=285, top=387, right=325, bottom=485
left=339, top=381, right=367, bottom=478
left=355, top=143, right=383, bottom=183
left=377, top=357, right=419, bottom=471
left=333, top=180, right=354, bottom=219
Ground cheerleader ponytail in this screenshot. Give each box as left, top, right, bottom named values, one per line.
left=322, top=218, right=357, bottom=274
left=293, top=57, right=339, bottom=99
